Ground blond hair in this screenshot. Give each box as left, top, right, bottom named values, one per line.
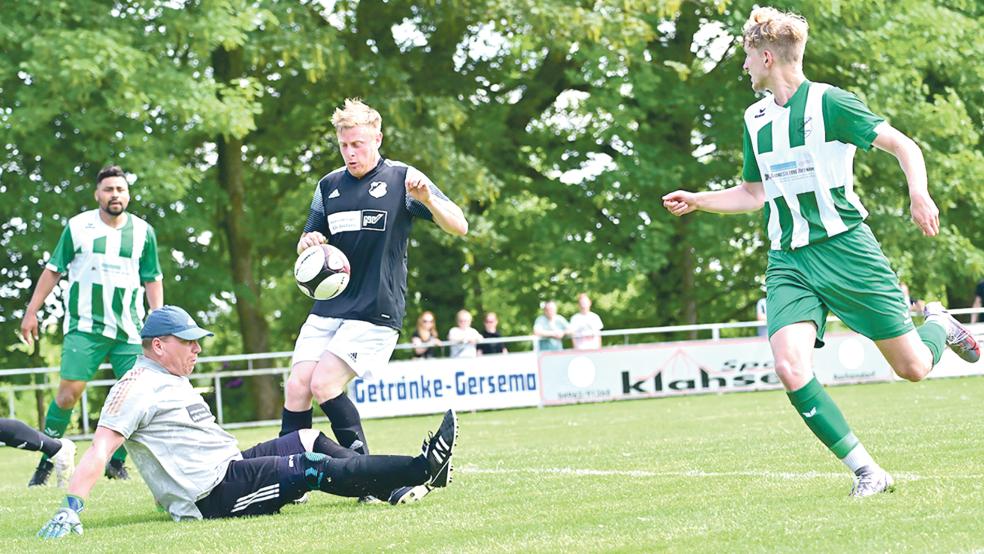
left=331, top=98, right=382, bottom=131
left=742, top=7, right=809, bottom=64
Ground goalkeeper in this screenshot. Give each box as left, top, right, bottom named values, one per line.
left=38, top=305, right=458, bottom=539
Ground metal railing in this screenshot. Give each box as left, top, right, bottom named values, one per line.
left=3, top=307, right=981, bottom=436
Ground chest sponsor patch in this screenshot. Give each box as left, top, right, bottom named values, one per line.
left=327, top=209, right=388, bottom=234
left=185, top=403, right=213, bottom=423
left=361, top=210, right=387, bottom=231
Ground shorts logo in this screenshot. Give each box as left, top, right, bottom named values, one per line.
left=368, top=181, right=387, bottom=198
left=361, top=210, right=387, bottom=231
left=186, top=403, right=213, bottom=423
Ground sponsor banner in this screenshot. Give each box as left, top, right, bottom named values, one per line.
left=349, top=352, right=540, bottom=419
left=539, top=330, right=984, bottom=405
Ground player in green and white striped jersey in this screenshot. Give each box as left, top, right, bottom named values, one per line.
left=663, top=7, right=979, bottom=498
left=20, top=165, right=163, bottom=486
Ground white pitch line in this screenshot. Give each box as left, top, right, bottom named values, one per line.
left=460, top=465, right=984, bottom=481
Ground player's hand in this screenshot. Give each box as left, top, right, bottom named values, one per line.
left=909, top=193, right=939, bottom=237
left=662, top=190, right=700, bottom=217
left=405, top=167, right=433, bottom=205
left=297, top=232, right=327, bottom=255
left=37, top=507, right=83, bottom=539
left=20, top=309, right=39, bottom=348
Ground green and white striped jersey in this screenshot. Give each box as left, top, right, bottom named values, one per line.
left=742, top=80, right=885, bottom=250
left=45, top=209, right=163, bottom=343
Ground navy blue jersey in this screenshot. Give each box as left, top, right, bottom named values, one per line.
left=303, top=158, right=448, bottom=330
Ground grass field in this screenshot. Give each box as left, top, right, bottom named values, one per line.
left=2, top=376, right=984, bottom=553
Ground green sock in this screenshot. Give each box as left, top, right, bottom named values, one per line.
left=111, top=445, right=128, bottom=463
left=41, top=401, right=73, bottom=461
left=918, top=321, right=947, bottom=365
left=786, top=377, right=858, bottom=459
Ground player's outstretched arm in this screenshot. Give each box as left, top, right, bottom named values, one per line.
left=38, top=426, right=125, bottom=539
left=20, top=268, right=62, bottom=347
left=872, top=124, right=939, bottom=237
left=662, top=181, right=765, bottom=217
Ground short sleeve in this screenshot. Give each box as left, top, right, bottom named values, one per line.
left=742, top=123, right=762, bottom=182
left=822, top=87, right=885, bottom=150
left=98, top=376, right=153, bottom=439
left=45, top=225, right=75, bottom=274
left=404, top=168, right=451, bottom=221
left=533, top=316, right=546, bottom=332
left=303, top=183, right=330, bottom=235
left=139, top=226, right=163, bottom=282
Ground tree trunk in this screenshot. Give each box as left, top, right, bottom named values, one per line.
left=213, top=45, right=281, bottom=420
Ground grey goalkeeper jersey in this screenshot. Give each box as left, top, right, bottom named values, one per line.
left=98, top=356, right=242, bottom=521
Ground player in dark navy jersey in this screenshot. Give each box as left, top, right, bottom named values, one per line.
left=280, top=99, right=467, bottom=502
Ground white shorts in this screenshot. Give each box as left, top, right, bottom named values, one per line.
left=290, top=315, right=400, bottom=380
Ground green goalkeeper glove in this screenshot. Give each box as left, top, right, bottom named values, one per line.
left=37, top=495, right=84, bottom=539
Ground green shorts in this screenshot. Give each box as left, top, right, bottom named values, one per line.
left=765, top=224, right=913, bottom=347
left=60, top=331, right=141, bottom=381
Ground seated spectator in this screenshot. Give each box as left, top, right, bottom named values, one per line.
left=411, top=311, right=442, bottom=358
left=477, top=312, right=508, bottom=355
left=899, top=281, right=925, bottom=316
left=533, top=300, right=568, bottom=352
left=447, top=310, right=483, bottom=358
left=569, top=293, right=604, bottom=350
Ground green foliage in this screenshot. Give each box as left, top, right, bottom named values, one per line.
left=1, top=0, right=982, bottom=387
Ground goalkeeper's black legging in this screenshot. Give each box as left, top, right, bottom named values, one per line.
left=0, top=418, right=63, bottom=457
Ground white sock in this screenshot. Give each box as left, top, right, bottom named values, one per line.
left=840, top=443, right=877, bottom=474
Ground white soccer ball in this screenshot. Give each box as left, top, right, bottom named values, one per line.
left=294, top=244, right=351, bottom=301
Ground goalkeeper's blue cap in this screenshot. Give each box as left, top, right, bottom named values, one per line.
left=141, top=305, right=213, bottom=340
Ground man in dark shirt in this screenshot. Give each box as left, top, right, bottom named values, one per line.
left=477, top=311, right=508, bottom=355
left=280, top=99, right=467, bottom=504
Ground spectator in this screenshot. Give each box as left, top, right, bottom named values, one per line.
left=447, top=310, right=483, bottom=358
left=411, top=311, right=442, bottom=358
left=568, top=293, right=604, bottom=350
left=899, top=281, right=925, bottom=316
left=533, top=300, right=568, bottom=352
left=972, top=279, right=984, bottom=324
left=756, top=294, right=768, bottom=337
left=477, top=312, right=508, bottom=355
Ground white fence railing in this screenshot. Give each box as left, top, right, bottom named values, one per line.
left=3, top=308, right=981, bottom=437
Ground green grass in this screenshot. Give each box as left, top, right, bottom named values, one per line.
left=3, top=377, right=984, bottom=552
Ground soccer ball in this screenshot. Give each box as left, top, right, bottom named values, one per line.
left=294, top=244, right=350, bottom=301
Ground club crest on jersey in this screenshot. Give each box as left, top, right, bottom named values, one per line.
left=368, top=181, right=387, bottom=198
left=362, top=209, right=387, bottom=231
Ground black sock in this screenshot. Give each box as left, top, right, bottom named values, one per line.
left=279, top=408, right=313, bottom=437
left=312, top=432, right=360, bottom=459
left=0, top=418, right=62, bottom=458
left=318, top=394, right=368, bottom=454
left=317, top=454, right=429, bottom=498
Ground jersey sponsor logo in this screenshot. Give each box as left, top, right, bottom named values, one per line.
left=327, top=210, right=362, bottom=234
left=328, top=189, right=341, bottom=199
left=368, top=181, right=388, bottom=198
left=185, top=403, right=213, bottom=423
left=361, top=210, right=387, bottom=231
left=328, top=210, right=388, bottom=233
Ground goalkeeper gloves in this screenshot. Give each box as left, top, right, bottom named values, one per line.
left=37, top=495, right=84, bottom=539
